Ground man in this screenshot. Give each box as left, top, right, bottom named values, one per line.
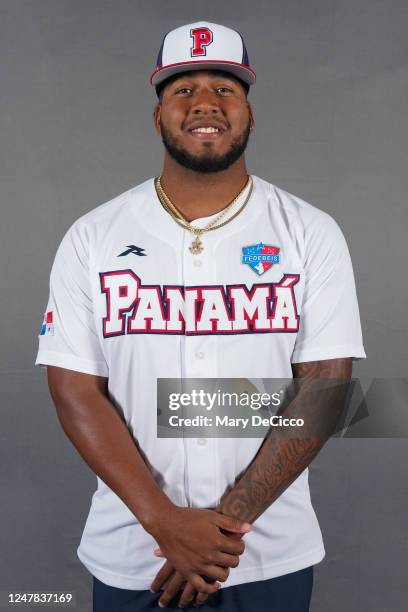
left=35, top=21, right=366, bottom=612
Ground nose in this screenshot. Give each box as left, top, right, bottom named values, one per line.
left=191, top=88, right=221, bottom=115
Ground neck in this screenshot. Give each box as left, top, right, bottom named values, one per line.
left=159, top=155, right=249, bottom=221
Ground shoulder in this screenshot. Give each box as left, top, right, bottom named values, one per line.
left=252, top=176, right=351, bottom=270
left=59, top=178, right=154, bottom=248
left=253, top=175, right=347, bottom=247
left=71, top=178, right=153, bottom=232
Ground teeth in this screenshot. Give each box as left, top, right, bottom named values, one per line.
left=191, top=127, right=220, bottom=133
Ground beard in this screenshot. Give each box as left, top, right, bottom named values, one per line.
left=159, top=118, right=251, bottom=173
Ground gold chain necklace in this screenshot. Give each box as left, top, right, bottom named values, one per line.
left=155, top=175, right=253, bottom=255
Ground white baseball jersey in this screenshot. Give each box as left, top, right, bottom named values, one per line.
left=35, top=175, right=366, bottom=589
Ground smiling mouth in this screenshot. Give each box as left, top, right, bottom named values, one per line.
left=188, top=126, right=226, bottom=140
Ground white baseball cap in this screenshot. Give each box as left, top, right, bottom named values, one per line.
left=150, top=21, right=256, bottom=88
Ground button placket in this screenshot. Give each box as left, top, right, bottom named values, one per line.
left=181, top=228, right=219, bottom=507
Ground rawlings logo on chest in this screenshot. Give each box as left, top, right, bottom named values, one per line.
left=99, top=270, right=300, bottom=337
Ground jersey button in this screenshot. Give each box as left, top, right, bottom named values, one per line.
left=197, top=438, right=207, bottom=446
left=193, top=260, right=203, bottom=268
left=195, top=351, right=204, bottom=360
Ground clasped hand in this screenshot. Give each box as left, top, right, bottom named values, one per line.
left=148, top=506, right=251, bottom=608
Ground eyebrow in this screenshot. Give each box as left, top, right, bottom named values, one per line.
left=158, top=71, right=247, bottom=99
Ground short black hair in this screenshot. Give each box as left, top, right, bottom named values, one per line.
left=155, top=69, right=250, bottom=100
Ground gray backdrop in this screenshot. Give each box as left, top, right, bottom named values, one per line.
left=1, top=0, right=407, bottom=610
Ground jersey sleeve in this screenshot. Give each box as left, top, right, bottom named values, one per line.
left=35, top=221, right=109, bottom=377
left=291, top=212, right=366, bottom=364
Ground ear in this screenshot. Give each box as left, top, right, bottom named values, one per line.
left=153, top=102, right=162, bottom=135
left=247, top=101, right=255, bottom=132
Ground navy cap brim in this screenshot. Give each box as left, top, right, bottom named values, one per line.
left=150, top=60, right=256, bottom=87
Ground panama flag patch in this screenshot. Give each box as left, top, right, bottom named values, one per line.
left=242, top=243, right=281, bottom=275
left=40, top=311, right=54, bottom=336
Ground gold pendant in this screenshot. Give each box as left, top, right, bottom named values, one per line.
left=189, top=235, right=204, bottom=255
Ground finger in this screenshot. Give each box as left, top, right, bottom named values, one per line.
left=213, top=551, right=240, bottom=568
left=150, top=560, right=174, bottom=593
left=220, top=530, right=243, bottom=539
left=200, top=565, right=229, bottom=583
left=195, top=591, right=210, bottom=606
left=218, top=534, right=246, bottom=556
left=177, top=582, right=197, bottom=609
left=153, top=548, right=165, bottom=558
left=214, top=513, right=251, bottom=534
left=190, top=575, right=221, bottom=594
left=158, top=572, right=185, bottom=608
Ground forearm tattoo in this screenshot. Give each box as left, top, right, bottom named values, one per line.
left=217, top=358, right=352, bottom=523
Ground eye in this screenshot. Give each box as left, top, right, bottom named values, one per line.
left=175, top=87, right=193, bottom=95
left=216, top=86, right=233, bottom=94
